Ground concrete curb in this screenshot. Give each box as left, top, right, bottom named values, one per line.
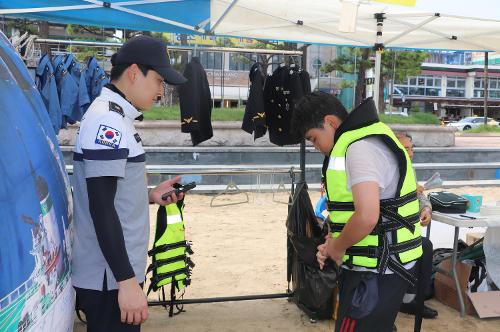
left=57, top=122, right=455, bottom=147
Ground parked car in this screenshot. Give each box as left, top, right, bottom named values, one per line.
left=446, top=117, right=499, bottom=130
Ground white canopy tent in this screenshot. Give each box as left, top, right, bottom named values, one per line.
left=210, top=0, right=500, bottom=51
left=210, top=0, right=500, bottom=106
left=2, top=0, right=500, bottom=106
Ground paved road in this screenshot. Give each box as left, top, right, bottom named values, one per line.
left=455, top=135, right=500, bottom=147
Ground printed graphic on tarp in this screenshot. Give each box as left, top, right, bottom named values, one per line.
left=0, top=31, right=74, bottom=332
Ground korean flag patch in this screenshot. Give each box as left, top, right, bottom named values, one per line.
left=95, top=124, right=122, bottom=149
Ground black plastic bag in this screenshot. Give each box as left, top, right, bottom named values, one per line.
left=286, top=182, right=340, bottom=320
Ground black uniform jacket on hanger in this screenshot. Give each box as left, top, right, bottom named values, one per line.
left=264, top=64, right=311, bottom=146
left=178, top=57, right=213, bottom=146
left=242, top=62, right=267, bottom=140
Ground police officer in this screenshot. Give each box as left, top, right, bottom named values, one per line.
left=72, top=35, right=187, bottom=332
left=292, top=92, right=423, bottom=332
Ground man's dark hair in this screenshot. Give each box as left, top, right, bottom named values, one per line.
left=291, top=91, right=348, bottom=138
left=110, top=63, right=150, bottom=81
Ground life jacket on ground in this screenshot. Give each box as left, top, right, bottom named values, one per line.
left=324, top=98, right=422, bottom=286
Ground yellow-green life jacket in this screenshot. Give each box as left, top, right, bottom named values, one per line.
left=148, top=201, right=193, bottom=293
left=325, top=99, right=422, bottom=285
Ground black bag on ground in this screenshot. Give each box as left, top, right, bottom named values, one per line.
left=428, top=191, right=468, bottom=214
left=287, top=182, right=340, bottom=320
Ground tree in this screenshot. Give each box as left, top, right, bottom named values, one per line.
left=321, top=48, right=371, bottom=108
left=379, top=50, right=429, bottom=113
left=233, top=40, right=300, bottom=75
left=66, top=24, right=117, bottom=39
left=322, top=48, right=429, bottom=112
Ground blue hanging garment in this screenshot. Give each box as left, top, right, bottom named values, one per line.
left=35, top=54, right=62, bottom=133
left=66, top=54, right=90, bottom=122
left=55, top=55, right=79, bottom=127
left=85, top=57, right=109, bottom=103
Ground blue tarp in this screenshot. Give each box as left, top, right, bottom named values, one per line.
left=0, top=0, right=210, bottom=35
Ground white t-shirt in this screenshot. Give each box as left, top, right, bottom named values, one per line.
left=344, top=136, right=416, bottom=273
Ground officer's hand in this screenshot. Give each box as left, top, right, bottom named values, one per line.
left=149, top=175, right=185, bottom=205
left=420, top=207, right=432, bottom=227
left=118, top=278, right=148, bottom=325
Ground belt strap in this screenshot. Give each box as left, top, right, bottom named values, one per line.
left=380, top=191, right=417, bottom=208
left=345, top=246, right=379, bottom=258
left=327, top=191, right=417, bottom=212
left=326, top=200, right=354, bottom=211
left=147, top=254, right=195, bottom=274
left=387, top=258, right=418, bottom=286
left=379, top=206, right=417, bottom=233
left=149, top=267, right=191, bottom=292
left=148, top=240, right=191, bottom=257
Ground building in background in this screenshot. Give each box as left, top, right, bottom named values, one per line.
left=392, top=59, right=500, bottom=121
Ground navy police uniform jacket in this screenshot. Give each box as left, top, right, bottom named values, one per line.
left=178, top=57, right=213, bottom=146
left=242, top=62, right=267, bottom=140
left=264, top=65, right=311, bottom=146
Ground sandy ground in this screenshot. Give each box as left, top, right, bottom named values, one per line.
left=74, top=188, right=500, bottom=332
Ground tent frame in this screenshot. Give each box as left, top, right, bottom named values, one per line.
left=0, top=0, right=209, bottom=33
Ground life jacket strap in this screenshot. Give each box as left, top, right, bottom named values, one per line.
left=380, top=191, right=417, bottom=208
left=148, top=240, right=192, bottom=257
left=326, top=191, right=417, bottom=212
left=148, top=267, right=192, bottom=293
left=147, top=254, right=195, bottom=274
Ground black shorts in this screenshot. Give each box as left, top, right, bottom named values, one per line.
left=335, top=265, right=417, bottom=332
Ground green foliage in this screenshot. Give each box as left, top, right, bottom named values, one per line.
left=215, top=37, right=237, bottom=48
left=410, top=105, right=421, bottom=113
left=468, top=125, right=500, bottom=133
left=340, top=80, right=355, bottom=89
left=321, top=48, right=429, bottom=81
left=381, top=50, right=429, bottom=81
left=145, top=105, right=439, bottom=124
left=144, top=106, right=246, bottom=121
left=380, top=112, right=440, bottom=124
left=321, top=48, right=371, bottom=75
left=65, top=24, right=115, bottom=61
left=6, top=19, right=37, bottom=35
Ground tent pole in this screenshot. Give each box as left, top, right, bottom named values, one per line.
left=374, top=50, right=382, bottom=110
left=299, top=45, right=309, bottom=183
left=483, top=52, right=489, bottom=125
left=373, top=13, right=385, bottom=111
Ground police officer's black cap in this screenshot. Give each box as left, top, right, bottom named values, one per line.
left=111, top=35, right=187, bottom=85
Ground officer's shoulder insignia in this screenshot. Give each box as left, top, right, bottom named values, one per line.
left=95, top=124, right=122, bottom=149
left=134, top=133, right=142, bottom=143
left=109, top=101, right=124, bottom=117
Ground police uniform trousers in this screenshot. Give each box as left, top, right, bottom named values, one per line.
left=335, top=264, right=418, bottom=332
left=75, top=273, right=143, bottom=332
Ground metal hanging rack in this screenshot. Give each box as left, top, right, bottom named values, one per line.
left=33, top=37, right=306, bottom=183
left=35, top=36, right=308, bottom=308
left=34, top=38, right=303, bottom=56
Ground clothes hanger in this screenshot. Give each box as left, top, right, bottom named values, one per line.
left=271, top=168, right=294, bottom=205
left=210, top=176, right=250, bottom=207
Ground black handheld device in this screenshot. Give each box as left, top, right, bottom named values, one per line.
left=161, top=182, right=196, bottom=201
